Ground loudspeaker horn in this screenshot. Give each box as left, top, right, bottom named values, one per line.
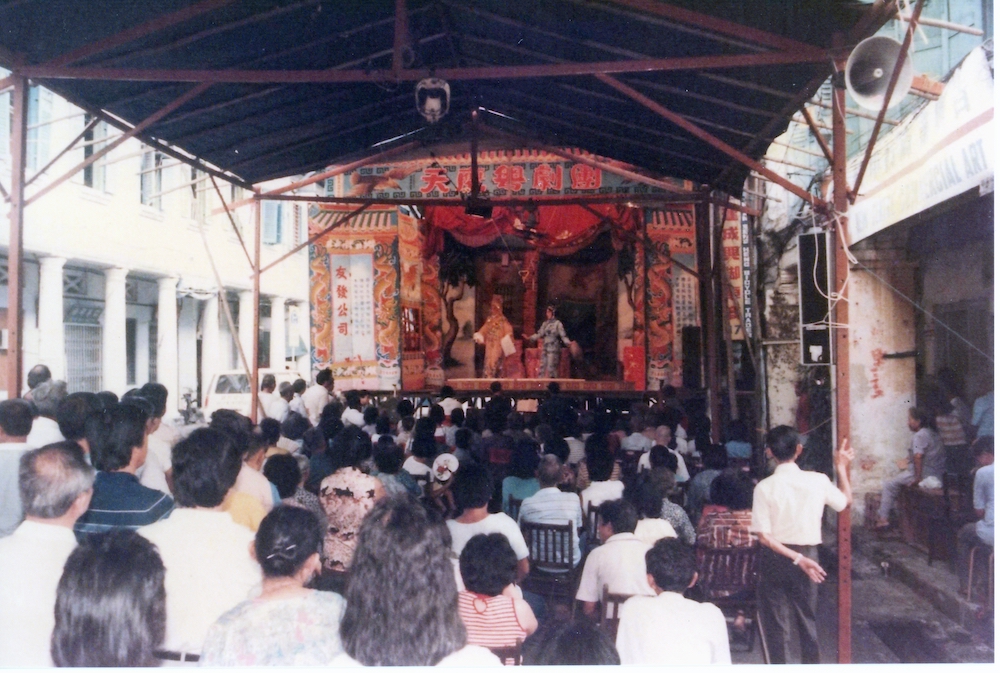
left=845, top=36, right=914, bottom=110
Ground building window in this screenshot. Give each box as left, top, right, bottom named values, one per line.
left=262, top=201, right=283, bottom=245
left=82, top=115, right=108, bottom=191
left=140, top=146, right=164, bottom=210
left=27, top=86, right=53, bottom=171
left=189, top=166, right=207, bottom=222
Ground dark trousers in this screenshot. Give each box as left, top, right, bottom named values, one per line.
left=957, top=522, right=989, bottom=594
left=758, top=545, right=820, bottom=664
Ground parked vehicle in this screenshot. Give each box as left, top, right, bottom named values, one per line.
left=203, top=369, right=301, bottom=420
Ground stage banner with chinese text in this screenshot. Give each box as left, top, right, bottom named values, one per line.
left=721, top=210, right=748, bottom=341
left=329, top=254, right=376, bottom=365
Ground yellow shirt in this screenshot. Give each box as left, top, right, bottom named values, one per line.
left=222, top=490, right=267, bottom=532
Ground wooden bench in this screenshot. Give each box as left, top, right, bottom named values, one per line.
left=898, top=483, right=966, bottom=565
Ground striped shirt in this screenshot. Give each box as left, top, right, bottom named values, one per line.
left=518, top=487, right=583, bottom=567
left=458, top=592, right=529, bottom=654
left=74, top=471, right=174, bottom=540
left=935, top=413, right=967, bottom=447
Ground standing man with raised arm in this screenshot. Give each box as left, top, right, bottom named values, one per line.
left=750, top=425, right=853, bottom=665
left=525, top=304, right=572, bottom=379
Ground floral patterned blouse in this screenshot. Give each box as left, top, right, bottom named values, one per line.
left=319, top=467, right=382, bottom=572
left=200, top=591, right=345, bottom=666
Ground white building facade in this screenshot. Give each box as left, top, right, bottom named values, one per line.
left=0, top=81, right=312, bottom=414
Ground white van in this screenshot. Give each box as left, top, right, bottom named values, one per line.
left=203, top=369, right=302, bottom=420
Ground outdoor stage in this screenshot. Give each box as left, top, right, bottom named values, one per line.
left=447, top=378, right=636, bottom=393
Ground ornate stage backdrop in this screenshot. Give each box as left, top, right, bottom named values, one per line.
left=309, top=151, right=700, bottom=391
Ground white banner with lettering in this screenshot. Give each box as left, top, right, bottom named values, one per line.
left=329, top=253, right=376, bottom=365
left=847, top=46, right=994, bottom=244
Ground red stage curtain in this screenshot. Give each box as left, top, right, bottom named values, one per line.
left=423, top=204, right=640, bottom=257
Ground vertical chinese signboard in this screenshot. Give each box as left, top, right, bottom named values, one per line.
left=329, top=254, right=376, bottom=365
left=721, top=210, right=753, bottom=341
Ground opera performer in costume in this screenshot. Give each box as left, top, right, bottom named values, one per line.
left=526, top=304, right=572, bottom=378
left=474, top=296, right=514, bottom=378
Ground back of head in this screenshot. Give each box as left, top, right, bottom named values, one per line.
left=92, top=403, right=149, bottom=472
left=537, top=454, right=563, bottom=488
left=451, top=463, right=493, bottom=513
left=374, top=415, right=392, bottom=436
left=95, top=390, right=119, bottom=410
left=428, top=404, right=445, bottom=426
left=413, top=416, right=437, bottom=442
left=547, top=436, right=570, bottom=463
left=209, top=409, right=253, bottom=458
left=396, top=398, right=415, bottom=419
left=508, top=411, right=525, bottom=433
left=318, top=403, right=345, bottom=440
left=254, top=505, right=321, bottom=578
left=261, top=373, right=276, bottom=392
left=511, top=439, right=541, bottom=479
left=330, top=424, right=373, bottom=471
left=522, top=618, right=620, bottom=666
left=489, top=381, right=503, bottom=394
left=400, top=415, right=415, bottom=433
left=599, top=498, right=638, bottom=534
left=587, top=444, right=615, bottom=482
left=440, top=385, right=455, bottom=399
left=646, top=537, right=696, bottom=593
left=702, top=444, right=729, bottom=471
left=363, top=405, right=380, bottom=426
left=262, top=453, right=300, bottom=499
left=410, top=434, right=438, bottom=461
left=0, top=398, right=35, bottom=437
left=344, top=389, right=361, bottom=410
left=636, top=481, right=666, bottom=519
left=341, top=496, right=465, bottom=666
left=710, top=468, right=754, bottom=510
left=258, top=417, right=281, bottom=445
left=373, top=437, right=404, bottom=474
left=450, top=407, right=465, bottom=427
left=52, top=529, right=166, bottom=667
left=280, top=411, right=311, bottom=441
left=649, top=444, right=677, bottom=472
left=459, top=533, right=518, bottom=596
left=316, top=368, right=333, bottom=387
left=171, top=428, right=241, bottom=508
left=137, top=383, right=168, bottom=419
left=29, top=379, right=67, bottom=417
left=765, top=425, right=800, bottom=462
left=19, top=442, right=95, bottom=519
left=26, top=364, right=52, bottom=391
left=56, top=393, right=100, bottom=442
left=454, top=427, right=472, bottom=451
left=292, top=378, right=307, bottom=395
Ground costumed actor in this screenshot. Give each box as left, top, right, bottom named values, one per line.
left=474, top=296, right=514, bottom=379
left=526, top=304, right=572, bottom=379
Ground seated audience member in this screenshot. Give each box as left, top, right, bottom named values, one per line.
left=649, top=425, right=690, bottom=481
left=210, top=411, right=271, bottom=530
left=697, top=467, right=757, bottom=550
left=958, top=436, right=994, bottom=595
left=372, top=435, right=422, bottom=498
left=201, top=506, right=345, bottom=666
left=454, top=427, right=475, bottom=465
left=0, top=398, right=35, bottom=536
left=518, top=454, right=583, bottom=567
left=370, top=415, right=392, bottom=445
left=278, top=411, right=310, bottom=455
left=447, top=464, right=529, bottom=581
left=580, top=446, right=625, bottom=514
left=259, top=417, right=286, bottom=459
left=439, top=385, right=463, bottom=416
left=318, top=426, right=385, bottom=574
left=621, top=416, right=653, bottom=454
left=458, top=533, right=538, bottom=657
left=395, top=414, right=415, bottom=451
left=575, top=499, right=655, bottom=617
left=138, top=428, right=262, bottom=660
left=333, top=496, right=502, bottom=666
left=575, top=433, right=623, bottom=490
left=26, top=379, right=68, bottom=448
left=130, top=383, right=174, bottom=496
left=687, top=444, right=729, bottom=525
left=724, top=419, right=753, bottom=460
left=303, top=402, right=343, bottom=458
left=877, top=406, right=945, bottom=527
left=51, top=529, right=166, bottom=667
left=74, top=403, right=174, bottom=538
left=262, top=453, right=327, bottom=531
left=55, top=392, right=101, bottom=461
left=633, top=482, right=677, bottom=546
left=361, top=405, right=379, bottom=436
left=341, top=390, right=365, bottom=427
left=502, top=439, right=542, bottom=516
left=444, top=408, right=465, bottom=448
left=234, top=434, right=278, bottom=512
left=616, top=538, right=731, bottom=664
left=403, top=433, right=438, bottom=486
left=0, top=443, right=94, bottom=666
left=659, top=486, right=697, bottom=545
left=522, top=618, right=620, bottom=666
left=637, top=444, right=678, bottom=495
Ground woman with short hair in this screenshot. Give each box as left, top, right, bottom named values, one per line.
left=201, top=506, right=345, bottom=666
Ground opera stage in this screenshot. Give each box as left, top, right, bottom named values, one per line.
left=447, top=378, right=636, bottom=394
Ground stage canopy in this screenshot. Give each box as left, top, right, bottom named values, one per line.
left=0, top=0, right=882, bottom=197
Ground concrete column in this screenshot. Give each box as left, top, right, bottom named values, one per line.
left=269, top=296, right=287, bottom=371
left=156, top=277, right=179, bottom=417
left=237, top=290, right=255, bottom=370
left=102, top=267, right=128, bottom=395
left=200, top=293, right=220, bottom=404
left=37, top=256, right=66, bottom=381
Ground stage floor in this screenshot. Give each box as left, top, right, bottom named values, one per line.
left=447, top=378, right=637, bottom=393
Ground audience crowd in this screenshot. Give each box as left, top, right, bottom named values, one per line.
left=0, top=367, right=990, bottom=667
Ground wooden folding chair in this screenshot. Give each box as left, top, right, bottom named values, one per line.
left=520, top=520, right=579, bottom=610
left=696, top=546, right=761, bottom=653
left=488, top=639, right=523, bottom=665
left=507, top=496, right=523, bottom=521
left=598, top=583, right=632, bottom=642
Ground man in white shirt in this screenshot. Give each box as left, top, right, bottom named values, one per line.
left=438, top=385, right=463, bottom=416
left=621, top=416, right=653, bottom=454
left=0, top=399, right=35, bottom=536
left=257, top=373, right=278, bottom=420
left=288, top=378, right=308, bottom=418
left=750, top=425, right=853, bottom=665
left=518, top=454, right=584, bottom=567
left=575, top=499, right=655, bottom=617
left=135, top=383, right=175, bottom=496
left=266, top=381, right=292, bottom=422
left=139, top=428, right=261, bottom=661
left=26, top=379, right=67, bottom=448
left=341, top=389, right=366, bottom=427
left=0, top=443, right=95, bottom=666
left=301, top=369, right=334, bottom=426
left=580, top=448, right=625, bottom=514
left=616, top=537, right=731, bottom=665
